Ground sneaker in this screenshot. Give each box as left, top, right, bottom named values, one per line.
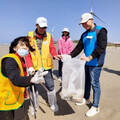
left=50, top=103, right=59, bottom=112
left=75, top=98, right=90, bottom=106
left=30, top=106, right=36, bottom=116
left=58, top=77, right=62, bottom=82
left=86, top=106, right=100, bottom=117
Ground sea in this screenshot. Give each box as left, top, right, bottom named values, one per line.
left=0, top=43, right=10, bottom=46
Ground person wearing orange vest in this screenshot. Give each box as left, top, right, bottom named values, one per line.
left=0, top=37, right=48, bottom=120
left=26, top=17, right=61, bottom=114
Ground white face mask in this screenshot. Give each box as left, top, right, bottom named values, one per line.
left=17, top=49, right=29, bottom=57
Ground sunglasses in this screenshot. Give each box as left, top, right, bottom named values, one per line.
left=40, top=27, right=47, bottom=29
left=38, top=25, right=47, bottom=29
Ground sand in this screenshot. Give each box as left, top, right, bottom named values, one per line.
left=0, top=44, right=120, bottom=120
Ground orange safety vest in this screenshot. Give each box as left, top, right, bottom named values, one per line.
left=28, top=31, right=53, bottom=70
left=0, top=54, right=25, bottom=111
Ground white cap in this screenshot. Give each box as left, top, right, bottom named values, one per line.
left=79, top=13, right=93, bottom=25
left=36, top=17, right=48, bottom=28
left=62, top=28, right=69, bottom=33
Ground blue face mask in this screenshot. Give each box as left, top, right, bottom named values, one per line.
left=17, top=49, right=29, bottom=57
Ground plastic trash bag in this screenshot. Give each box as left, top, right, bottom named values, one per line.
left=60, top=54, right=86, bottom=102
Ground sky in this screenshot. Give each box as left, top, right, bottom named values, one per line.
left=0, top=0, right=120, bottom=44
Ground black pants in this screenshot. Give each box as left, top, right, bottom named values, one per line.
left=58, top=60, right=63, bottom=77
left=0, top=110, right=14, bottom=120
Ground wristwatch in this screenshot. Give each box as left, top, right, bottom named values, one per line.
left=88, top=55, right=93, bottom=61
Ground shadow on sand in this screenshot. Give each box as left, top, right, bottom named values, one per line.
left=37, top=83, right=75, bottom=116
left=14, top=99, right=30, bottom=120
left=53, top=70, right=59, bottom=78
left=14, top=69, right=75, bottom=119
left=103, top=67, right=120, bottom=76
left=54, top=87, right=75, bottom=116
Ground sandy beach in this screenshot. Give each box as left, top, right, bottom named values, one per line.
left=0, top=44, right=120, bottom=120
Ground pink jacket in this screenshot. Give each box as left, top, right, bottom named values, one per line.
left=58, top=36, right=74, bottom=55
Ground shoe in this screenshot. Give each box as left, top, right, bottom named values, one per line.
left=75, top=98, right=90, bottom=105
left=86, top=106, right=100, bottom=117
left=58, top=77, right=62, bottom=82
left=30, top=106, right=36, bottom=116
left=50, top=103, right=59, bottom=112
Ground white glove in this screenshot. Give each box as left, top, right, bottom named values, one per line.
left=37, top=67, right=44, bottom=74
left=28, top=67, right=35, bottom=76
left=31, top=70, right=48, bottom=84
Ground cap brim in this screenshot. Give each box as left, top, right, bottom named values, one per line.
left=78, top=20, right=88, bottom=25
left=39, top=23, right=47, bottom=28
left=79, top=18, right=93, bottom=25
left=62, top=31, right=69, bottom=33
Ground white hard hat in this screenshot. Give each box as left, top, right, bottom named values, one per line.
left=79, top=13, right=93, bottom=25
left=36, top=17, right=48, bottom=28
left=62, top=28, right=69, bottom=33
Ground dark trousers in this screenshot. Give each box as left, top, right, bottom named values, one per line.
left=58, top=60, right=63, bottom=77
left=0, top=111, right=14, bottom=120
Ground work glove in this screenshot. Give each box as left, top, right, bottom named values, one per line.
left=28, top=67, right=35, bottom=76
left=31, top=68, right=48, bottom=84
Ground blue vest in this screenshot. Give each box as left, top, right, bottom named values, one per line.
left=83, top=25, right=106, bottom=66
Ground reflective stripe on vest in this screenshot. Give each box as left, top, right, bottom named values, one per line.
left=28, top=31, right=53, bottom=70
left=0, top=54, right=25, bottom=111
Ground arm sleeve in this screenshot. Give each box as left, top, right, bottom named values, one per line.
left=4, top=58, right=32, bottom=87
left=70, top=36, right=84, bottom=57
left=58, top=38, right=62, bottom=55
left=91, top=28, right=107, bottom=59
left=49, top=36, right=57, bottom=57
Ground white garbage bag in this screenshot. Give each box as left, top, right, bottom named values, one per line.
left=61, top=54, right=86, bottom=102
